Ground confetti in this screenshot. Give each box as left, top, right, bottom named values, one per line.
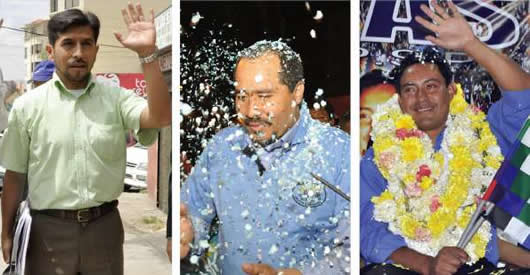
left=310, top=29, right=317, bottom=39
left=313, top=10, right=324, bottom=20
left=191, top=12, right=203, bottom=25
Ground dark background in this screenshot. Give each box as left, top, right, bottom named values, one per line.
left=181, top=1, right=350, bottom=102
left=180, top=1, right=350, bottom=181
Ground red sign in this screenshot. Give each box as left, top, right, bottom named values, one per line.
left=95, top=73, right=146, bottom=97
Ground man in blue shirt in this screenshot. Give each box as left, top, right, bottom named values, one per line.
left=180, top=40, right=350, bottom=274
left=361, top=1, right=530, bottom=274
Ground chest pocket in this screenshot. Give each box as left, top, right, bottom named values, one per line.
left=88, top=124, right=125, bottom=161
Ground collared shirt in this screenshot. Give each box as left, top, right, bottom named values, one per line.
left=253, top=116, right=301, bottom=170
left=181, top=102, right=351, bottom=274
left=360, top=90, right=530, bottom=265
left=0, top=73, right=158, bottom=210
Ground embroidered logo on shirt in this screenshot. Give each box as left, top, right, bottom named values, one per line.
left=292, top=181, right=327, bottom=208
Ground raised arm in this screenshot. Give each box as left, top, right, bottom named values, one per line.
left=415, top=0, right=530, bottom=91
left=114, top=3, right=171, bottom=129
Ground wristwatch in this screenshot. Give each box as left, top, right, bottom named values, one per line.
left=138, top=49, right=159, bottom=64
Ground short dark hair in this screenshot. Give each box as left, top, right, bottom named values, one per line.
left=360, top=69, right=389, bottom=93
left=389, top=48, right=452, bottom=94
left=48, top=9, right=100, bottom=46
left=235, top=40, right=304, bottom=92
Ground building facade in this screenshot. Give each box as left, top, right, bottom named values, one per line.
left=23, top=19, right=49, bottom=87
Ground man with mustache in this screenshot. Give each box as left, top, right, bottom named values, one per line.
left=180, top=40, right=350, bottom=275
left=0, top=3, right=170, bottom=274
left=361, top=1, right=530, bottom=274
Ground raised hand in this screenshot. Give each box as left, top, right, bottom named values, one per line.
left=114, top=2, right=156, bottom=57
left=415, top=0, right=476, bottom=51
left=180, top=203, right=194, bottom=259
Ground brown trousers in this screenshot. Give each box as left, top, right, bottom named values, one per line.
left=25, top=208, right=124, bottom=275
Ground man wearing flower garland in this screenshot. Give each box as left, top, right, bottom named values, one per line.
left=360, top=2, right=530, bottom=274
left=181, top=40, right=350, bottom=274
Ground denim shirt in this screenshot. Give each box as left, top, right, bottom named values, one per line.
left=360, top=90, right=530, bottom=264
left=182, top=102, right=350, bottom=274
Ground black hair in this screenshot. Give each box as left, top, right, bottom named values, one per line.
left=339, top=110, right=350, bottom=128
left=389, top=48, right=452, bottom=94
left=48, top=9, right=100, bottom=46
left=360, top=69, right=390, bottom=93
left=235, top=40, right=304, bottom=92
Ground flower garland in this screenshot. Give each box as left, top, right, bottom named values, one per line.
left=370, top=84, right=503, bottom=263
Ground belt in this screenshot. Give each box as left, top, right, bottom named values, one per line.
left=30, top=200, right=118, bottom=223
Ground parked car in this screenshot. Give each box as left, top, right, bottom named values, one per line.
left=124, top=144, right=148, bottom=191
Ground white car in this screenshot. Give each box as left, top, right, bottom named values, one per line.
left=124, top=144, right=148, bottom=191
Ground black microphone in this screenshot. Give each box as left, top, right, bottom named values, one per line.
left=242, top=146, right=266, bottom=176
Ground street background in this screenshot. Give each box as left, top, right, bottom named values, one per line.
left=0, top=191, right=172, bottom=275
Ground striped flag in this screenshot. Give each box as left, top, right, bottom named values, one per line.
left=483, top=117, right=530, bottom=248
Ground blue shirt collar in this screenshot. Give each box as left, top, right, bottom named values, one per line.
left=433, top=127, right=446, bottom=151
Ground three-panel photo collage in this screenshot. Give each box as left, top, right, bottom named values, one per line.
left=1, top=0, right=530, bottom=274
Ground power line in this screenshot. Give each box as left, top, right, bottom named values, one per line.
left=0, top=25, right=126, bottom=49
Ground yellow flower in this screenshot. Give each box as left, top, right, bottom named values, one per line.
left=471, top=234, right=487, bottom=258
left=395, top=115, right=415, bottom=130
left=427, top=210, right=453, bottom=237
left=403, top=173, right=416, bottom=185
left=419, top=177, right=433, bottom=190
left=449, top=146, right=477, bottom=174
left=457, top=206, right=475, bottom=228
left=401, top=138, right=424, bottom=162
left=400, top=214, right=420, bottom=239
left=374, top=136, right=394, bottom=155
left=484, top=155, right=502, bottom=169
left=371, top=189, right=394, bottom=204
left=471, top=112, right=486, bottom=129
left=450, top=84, right=468, bottom=115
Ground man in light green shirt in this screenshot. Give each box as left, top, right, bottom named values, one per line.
left=0, top=3, right=170, bottom=274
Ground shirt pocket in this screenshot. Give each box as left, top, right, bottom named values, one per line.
left=88, top=124, right=125, bottom=161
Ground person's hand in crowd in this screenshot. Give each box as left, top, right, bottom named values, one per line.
left=114, top=2, right=157, bottom=57
left=180, top=203, right=193, bottom=259
left=241, top=263, right=302, bottom=275
left=427, top=247, right=469, bottom=275
left=415, top=0, right=475, bottom=52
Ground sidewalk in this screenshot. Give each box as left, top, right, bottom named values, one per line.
left=0, top=191, right=172, bottom=275
left=119, top=191, right=172, bottom=275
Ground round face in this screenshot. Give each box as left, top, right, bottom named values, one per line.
left=47, top=25, right=99, bottom=89
left=235, top=53, right=303, bottom=145
left=398, top=63, right=455, bottom=140
left=360, top=83, right=395, bottom=155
